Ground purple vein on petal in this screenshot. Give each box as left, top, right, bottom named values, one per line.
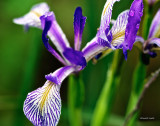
left=23, top=81, right=61, bottom=126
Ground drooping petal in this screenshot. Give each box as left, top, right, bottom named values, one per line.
left=135, top=36, right=145, bottom=43
left=149, top=38, right=160, bottom=47
left=13, top=2, right=49, bottom=28
left=74, top=7, right=86, bottom=50
left=63, top=48, right=87, bottom=69
left=82, top=37, right=107, bottom=62
left=23, top=81, right=61, bottom=126
left=111, top=10, right=129, bottom=47
left=98, top=0, right=120, bottom=36
left=45, top=66, right=76, bottom=84
left=122, top=0, right=143, bottom=59
left=41, top=14, right=67, bottom=65
left=148, top=9, right=160, bottom=38
left=40, top=12, right=70, bottom=54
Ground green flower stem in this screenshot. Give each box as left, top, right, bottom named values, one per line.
left=124, top=60, right=146, bottom=126
left=126, top=61, right=146, bottom=116
left=124, top=67, right=160, bottom=126
left=91, top=50, right=122, bottom=126
left=142, top=1, right=153, bottom=40
left=124, top=2, right=154, bottom=125
left=68, top=73, right=84, bottom=126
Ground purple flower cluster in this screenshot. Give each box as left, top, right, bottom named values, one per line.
left=13, top=0, right=143, bottom=125
left=135, top=9, right=160, bottom=61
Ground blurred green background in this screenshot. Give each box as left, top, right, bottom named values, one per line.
left=0, top=0, right=160, bottom=126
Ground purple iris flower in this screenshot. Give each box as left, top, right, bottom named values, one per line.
left=147, top=0, right=157, bottom=5
left=83, top=0, right=144, bottom=61
left=135, top=9, right=160, bottom=58
left=13, top=0, right=143, bottom=125
left=14, top=3, right=88, bottom=126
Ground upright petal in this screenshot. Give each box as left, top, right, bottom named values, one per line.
left=122, top=0, right=143, bottom=59
left=74, top=7, right=86, bottom=50
left=13, top=2, right=49, bottom=28
left=97, top=0, right=120, bottom=47
left=111, top=10, right=129, bottom=47
left=45, top=66, right=77, bottom=85
left=40, top=12, right=70, bottom=53
left=23, top=81, right=61, bottom=126
left=148, top=9, right=160, bottom=38
left=98, top=0, right=120, bottom=36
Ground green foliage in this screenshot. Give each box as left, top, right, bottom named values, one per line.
left=68, top=74, right=84, bottom=126
left=91, top=50, right=123, bottom=126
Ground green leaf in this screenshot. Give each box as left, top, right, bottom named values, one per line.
left=91, top=50, right=123, bottom=126
left=68, top=73, right=85, bottom=126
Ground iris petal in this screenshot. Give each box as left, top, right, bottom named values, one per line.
left=74, top=7, right=86, bottom=50
left=149, top=38, right=160, bottom=47
left=23, top=81, right=61, bottom=126
left=135, top=36, right=145, bottom=43
left=111, top=10, right=129, bottom=47
left=63, top=48, right=87, bottom=69
left=40, top=12, right=70, bottom=53
left=123, top=0, right=143, bottom=51
left=13, top=2, right=49, bottom=28
left=122, top=0, right=143, bottom=60
left=148, top=9, right=160, bottom=38
left=40, top=13, right=67, bottom=65
left=97, top=0, right=120, bottom=47
left=99, top=0, right=120, bottom=36
left=82, top=37, right=107, bottom=62
left=45, top=66, right=76, bottom=85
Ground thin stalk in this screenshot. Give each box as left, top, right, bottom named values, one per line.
left=91, top=50, right=121, bottom=126
left=124, top=68, right=160, bottom=126
left=124, top=1, right=154, bottom=125
left=142, top=1, right=153, bottom=40
left=126, top=61, right=146, bottom=115
left=68, top=73, right=84, bottom=126
left=124, top=60, right=146, bottom=126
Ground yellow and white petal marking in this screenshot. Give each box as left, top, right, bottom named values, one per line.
left=100, top=0, right=120, bottom=34
left=13, top=2, right=49, bottom=28
left=111, top=10, right=129, bottom=47
left=23, top=81, right=61, bottom=126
